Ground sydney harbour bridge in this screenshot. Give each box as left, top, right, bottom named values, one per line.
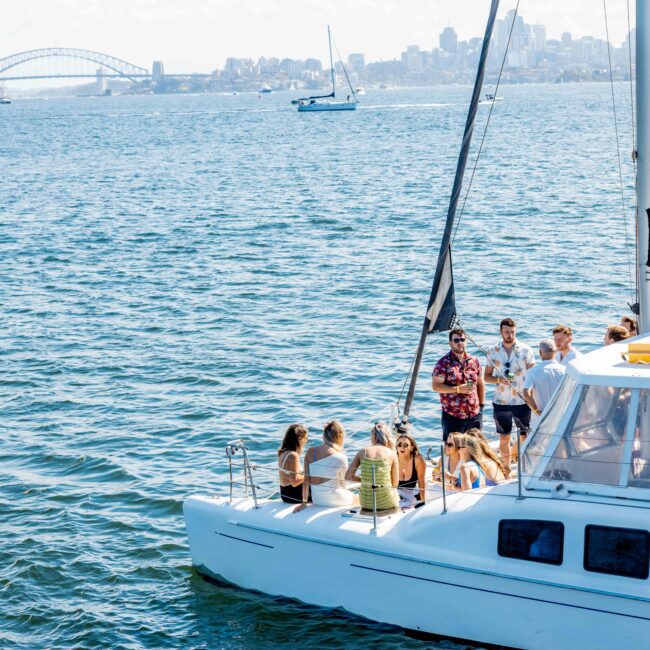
left=0, top=48, right=212, bottom=87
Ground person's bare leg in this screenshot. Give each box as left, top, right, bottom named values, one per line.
left=500, top=434, right=511, bottom=474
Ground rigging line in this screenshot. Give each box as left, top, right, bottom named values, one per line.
left=451, top=0, right=520, bottom=246
left=604, top=0, right=635, bottom=302
left=331, top=38, right=357, bottom=100
left=625, top=0, right=637, bottom=154
left=627, top=0, right=640, bottom=311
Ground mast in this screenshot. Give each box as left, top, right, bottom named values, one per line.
left=637, top=0, right=650, bottom=333
left=328, top=25, right=336, bottom=97
left=403, top=0, right=500, bottom=417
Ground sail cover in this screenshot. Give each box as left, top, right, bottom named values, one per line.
left=426, top=246, right=455, bottom=332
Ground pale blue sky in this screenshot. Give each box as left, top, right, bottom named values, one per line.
left=3, top=0, right=636, bottom=73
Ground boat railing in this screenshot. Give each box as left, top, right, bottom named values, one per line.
left=225, top=439, right=263, bottom=508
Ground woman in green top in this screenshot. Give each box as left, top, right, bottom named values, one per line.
left=345, top=422, right=399, bottom=512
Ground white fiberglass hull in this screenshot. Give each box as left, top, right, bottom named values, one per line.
left=184, top=489, right=649, bottom=649
left=297, top=101, right=357, bottom=112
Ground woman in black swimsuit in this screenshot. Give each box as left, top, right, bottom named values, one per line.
left=278, top=424, right=309, bottom=503
left=396, top=431, right=427, bottom=505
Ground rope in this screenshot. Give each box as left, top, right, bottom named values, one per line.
left=452, top=0, right=520, bottom=245
left=331, top=37, right=357, bottom=101
left=603, top=0, right=635, bottom=303
left=627, top=0, right=640, bottom=314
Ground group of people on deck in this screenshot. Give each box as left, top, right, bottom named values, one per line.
left=277, top=315, right=639, bottom=511
left=278, top=420, right=428, bottom=510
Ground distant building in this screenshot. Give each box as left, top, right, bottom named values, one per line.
left=440, top=26, right=458, bottom=55
left=152, top=60, right=165, bottom=82
left=348, top=53, right=365, bottom=74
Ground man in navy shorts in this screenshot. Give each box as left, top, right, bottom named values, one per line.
left=484, top=318, right=536, bottom=470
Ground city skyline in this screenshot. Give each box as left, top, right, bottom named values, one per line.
left=4, top=0, right=637, bottom=80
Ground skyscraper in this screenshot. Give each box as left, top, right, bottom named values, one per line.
left=440, top=27, right=458, bottom=56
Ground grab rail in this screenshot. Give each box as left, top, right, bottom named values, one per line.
left=225, top=439, right=261, bottom=509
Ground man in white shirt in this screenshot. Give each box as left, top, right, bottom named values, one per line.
left=553, top=324, right=582, bottom=365
left=485, top=318, right=536, bottom=470
left=523, top=339, right=566, bottom=417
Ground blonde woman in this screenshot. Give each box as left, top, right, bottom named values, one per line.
left=300, top=420, right=356, bottom=508
left=346, top=422, right=399, bottom=512
left=457, top=433, right=487, bottom=491
left=278, top=424, right=309, bottom=504
left=465, top=435, right=507, bottom=486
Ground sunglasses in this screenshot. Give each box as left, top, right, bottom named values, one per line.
left=445, top=442, right=455, bottom=447
left=397, top=442, right=410, bottom=448
left=452, top=337, right=466, bottom=343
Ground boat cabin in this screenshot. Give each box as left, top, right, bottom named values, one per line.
left=522, top=334, right=650, bottom=500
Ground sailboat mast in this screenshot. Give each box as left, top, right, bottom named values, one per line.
left=403, top=0, right=500, bottom=418
left=637, top=0, right=650, bottom=333
left=328, top=25, right=336, bottom=96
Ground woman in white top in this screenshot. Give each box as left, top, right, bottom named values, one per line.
left=299, top=420, right=357, bottom=508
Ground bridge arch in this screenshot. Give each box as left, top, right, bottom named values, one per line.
left=0, top=48, right=150, bottom=82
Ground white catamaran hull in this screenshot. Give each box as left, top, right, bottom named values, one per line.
left=184, top=490, right=649, bottom=650
left=297, top=101, right=357, bottom=112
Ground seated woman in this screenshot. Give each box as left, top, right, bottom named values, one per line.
left=301, top=420, right=356, bottom=508
left=346, top=422, right=399, bottom=512
left=278, top=423, right=309, bottom=504
left=457, top=434, right=487, bottom=491
left=395, top=430, right=427, bottom=505
left=433, top=432, right=463, bottom=490
left=466, top=435, right=507, bottom=485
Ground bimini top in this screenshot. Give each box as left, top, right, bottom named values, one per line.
left=522, top=333, right=650, bottom=502
left=567, top=333, right=650, bottom=388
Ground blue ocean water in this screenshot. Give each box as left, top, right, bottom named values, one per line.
left=0, top=85, right=637, bottom=648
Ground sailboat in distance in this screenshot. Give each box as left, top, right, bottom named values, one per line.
left=293, top=26, right=357, bottom=112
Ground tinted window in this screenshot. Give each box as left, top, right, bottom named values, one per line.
left=498, top=520, right=564, bottom=565
left=584, top=525, right=650, bottom=579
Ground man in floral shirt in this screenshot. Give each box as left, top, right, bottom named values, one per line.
left=432, top=327, right=486, bottom=441
left=485, top=317, right=536, bottom=469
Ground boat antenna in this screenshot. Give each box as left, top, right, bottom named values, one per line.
left=402, top=0, right=501, bottom=418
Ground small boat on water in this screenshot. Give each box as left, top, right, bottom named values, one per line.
left=185, top=1, right=650, bottom=647
left=479, top=92, right=503, bottom=105
left=292, top=26, right=358, bottom=112
left=259, top=84, right=272, bottom=94
left=0, top=87, right=11, bottom=104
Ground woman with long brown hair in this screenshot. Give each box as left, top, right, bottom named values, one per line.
left=278, top=423, right=309, bottom=504
left=395, top=431, right=427, bottom=505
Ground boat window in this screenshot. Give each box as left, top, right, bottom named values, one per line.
left=522, top=376, right=577, bottom=477
left=498, top=520, right=564, bottom=565
left=628, top=389, right=650, bottom=489
left=542, top=385, right=631, bottom=486
left=584, top=525, right=650, bottom=580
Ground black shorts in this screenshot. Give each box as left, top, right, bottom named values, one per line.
left=493, top=403, right=531, bottom=436
left=441, top=410, right=483, bottom=442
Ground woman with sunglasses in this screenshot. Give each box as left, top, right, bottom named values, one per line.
left=396, top=432, right=427, bottom=506
left=346, top=422, right=399, bottom=512
left=433, top=432, right=464, bottom=490
left=457, top=433, right=487, bottom=490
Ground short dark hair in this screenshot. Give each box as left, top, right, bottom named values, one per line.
left=500, top=317, right=516, bottom=330
left=448, top=326, right=465, bottom=341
